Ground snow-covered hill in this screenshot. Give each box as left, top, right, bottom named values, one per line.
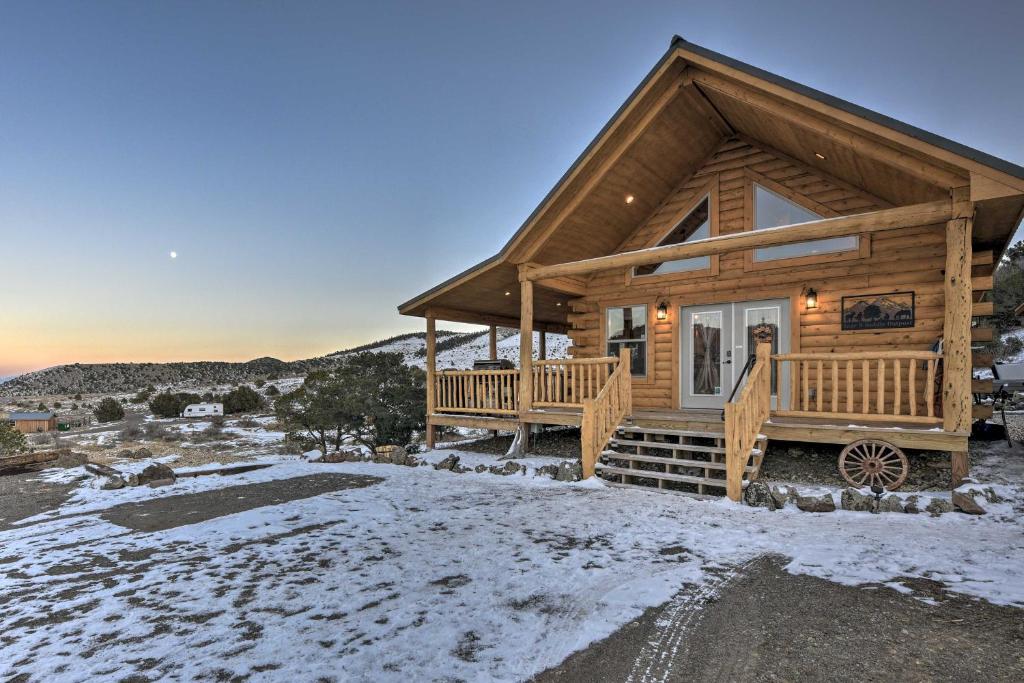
left=0, top=328, right=571, bottom=397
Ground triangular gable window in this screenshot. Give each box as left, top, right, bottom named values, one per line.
left=752, top=183, right=857, bottom=261
left=634, top=195, right=711, bottom=276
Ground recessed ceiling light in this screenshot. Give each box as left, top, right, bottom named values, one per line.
left=814, top=152, right=826, bottom=160
left=625, top=194, right=635, bottom=204
left=504, top=291, right=511, bottom=296
left=556, top=302, right=562, bottom=307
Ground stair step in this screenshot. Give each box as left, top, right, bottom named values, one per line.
left=610, top=437, right=724, bottom=454
left=595, top=463, right=728, bottom=488
left=601, top=450, right=755, bottom=472
left=602, top=480, right=718, bottom=500
left=616, top=426, right=724, bottom=439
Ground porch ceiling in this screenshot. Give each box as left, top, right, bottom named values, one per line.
left=400, top=37, right=1024, bottom=322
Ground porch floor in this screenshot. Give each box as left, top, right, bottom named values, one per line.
left=431, top=407, right=968, bottom=452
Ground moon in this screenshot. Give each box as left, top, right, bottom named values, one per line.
left=170, top=251, right=177, bottom=259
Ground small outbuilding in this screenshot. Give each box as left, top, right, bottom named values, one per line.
left=182, top=403, right=224, bottom=418
left=7, top=412, right=57, bottom=434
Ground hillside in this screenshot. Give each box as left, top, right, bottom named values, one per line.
left=0, top=328, right=570, bottom=397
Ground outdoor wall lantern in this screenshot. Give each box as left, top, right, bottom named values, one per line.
left=805, top=288, right=818, bottom=310
left=656, top=301, right=668, bottom=321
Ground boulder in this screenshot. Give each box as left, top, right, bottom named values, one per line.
left=316, top=450, right=351, bottom=463
left=537, top=464, right=560, bottom=479
left=902, top=495, right=921, bottom=514
left=474, top=464, right=488, bottom=474
left=951, top=491, right=986, bottom=515
left=925, top=498, right=955, bottom=516
left=556, top=461, right=582, bottom=482
left=743, top=481, right=775, bottom=509
left=137, top=463, right=176, bottom=487
left=123, top=472, right=140, bottom=487
left=770, top=485, right=796, bottom=509
left=434, top=455, right=460, bottom=472
left=841, top=488, right=876, bottom=513
left=878, top=495, right=904, bottom=514
left=796, top=493, right=836, bottom=513
left=100, top=476, right=125, bottom=490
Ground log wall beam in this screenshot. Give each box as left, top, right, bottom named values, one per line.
left=522, top=200, right=953, bottom=281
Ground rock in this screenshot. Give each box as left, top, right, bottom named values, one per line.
left=137, top=463, right=176, bottom=487
left=555, top=461, right=582, bottom=482
left=952, top=491, right=986, bottom=515
left=454, top=465, right=471, bottom=474
left=743, top=481, right=775, bottom=509
left=53, top=450, right=88, bottom=468
left=123, top=472, right=139, bottom=487
left=434, top=455, right=460, bottom=471
left=403, top=456, right=419, bottom=467
left=303, top=449, right=323, bottom=461
left=502, top=461, right=522, bottom=476
left=925, top=498, right=954, bottom=516
left=315, top=450, right=350, bottom=463
left=770, top=485, right=796, bottom=509
left=474, top=464, right=488, bottom=473
left=796, top=493, right=836, bottom=513
left=878, top=495, right=904, bottom=514
left=100, top=476, right=125, bottom=490
left=374, top=445, right=409, bottom=466
left=133, top=447, right=153, bottom=460
left=841, top=488, right=876, bottom=512
left=537, top=464, right=559, bottom=479
left=903, top=495, right=921, bottom=514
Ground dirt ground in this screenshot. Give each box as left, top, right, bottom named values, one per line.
left=0, top=469, right=84, bottom=530
left=534, top=555, right=1024, bottom=682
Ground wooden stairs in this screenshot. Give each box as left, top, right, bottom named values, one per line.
left=596, top=424, right=767, bottom=499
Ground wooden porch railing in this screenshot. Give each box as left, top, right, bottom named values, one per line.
left=724, top=343, right=772, bottom=501
left=580, top=349, right=632, bottom=478
left=434, top=369, right=519, bottom=415
left=533, top=357, right=618, bottom=407
left=771, top=351, right=942, bottom=425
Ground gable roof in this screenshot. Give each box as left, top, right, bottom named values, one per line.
left=400, top=36, right=1024, bottom=322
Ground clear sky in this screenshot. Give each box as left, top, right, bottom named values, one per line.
left=2, top=0, right=1022, bottom=376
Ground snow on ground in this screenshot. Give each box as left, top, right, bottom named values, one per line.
left=2, top=450, right=1023, bottom=682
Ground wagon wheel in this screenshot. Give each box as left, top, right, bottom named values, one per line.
left=838, top=440, right=909, bottom=490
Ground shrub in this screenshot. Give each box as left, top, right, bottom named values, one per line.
left=149, top=392, right=202, bottom=418
left=120, top=424, right=143, bottom=441
left=95, top=397, right=126, bottom=423
left=132, top=388, right=152, bottom=404
left=255, top=378, right=266, bottom=388
left=37, top=402, right=47, bottom=411
left=236, top=416, right=260, bottom=428
left=0, top=422, right=27, bottom=455
left=264, top=385, right=281, bottom=397
left=223, top=386, right=262, bottom=414
left=54, top=402, right=62, bottom=409
left=74, top=393, right=82, bottom=400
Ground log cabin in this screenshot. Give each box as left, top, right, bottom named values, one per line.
left=398, top=36, right=1024, bottom=500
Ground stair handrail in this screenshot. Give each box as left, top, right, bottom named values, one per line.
left=721, top=353, right=758, bottom=421
left=580, top=348, right=632, bottom=478
left=723, top=342, right=772, bottom=501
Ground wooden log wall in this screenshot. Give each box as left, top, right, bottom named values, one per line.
left=567, top=136, right=951, bottom=412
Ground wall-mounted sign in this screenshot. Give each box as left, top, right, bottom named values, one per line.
left=841, top=291, right=915, bottom=330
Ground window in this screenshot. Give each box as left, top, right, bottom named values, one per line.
left=752, top=183, right=857, bottom=262
left=606, top=305, right=647, bottom=377
left=634, top=195, right=711, bottom=276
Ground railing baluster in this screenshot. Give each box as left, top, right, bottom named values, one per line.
left=846, top=360, right=853, bottom=413
left=802, top=360, right=809, bottom=411
left=831, top=361, right=839, bottom=413
left=908, top=360, right=917, bottom=417
left=862, top=360, right=869, bottom=414
left=790, top=360, right=797, bottom=411
left=816, top=360, right=823, bottom=412
left=926, top=360, right=936, bottom=417
left=877, top=359, right=885, bottom=415
left=893, top=359, right=902, bottom=416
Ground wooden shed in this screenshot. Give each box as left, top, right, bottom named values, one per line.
left=399, top=36, right=1024, bottom=500
left=7, top=411, right=58, bottom=434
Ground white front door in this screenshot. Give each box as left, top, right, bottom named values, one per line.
left=681, top=299, right=789, bottom=410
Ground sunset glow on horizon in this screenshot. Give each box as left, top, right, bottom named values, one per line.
left=3, top=2, right=1023, bottom=378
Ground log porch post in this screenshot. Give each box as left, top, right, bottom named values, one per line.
left=539, top=330, right=547, bottom=360
left=519, top=278, right=534, bottom=416
left=425, top=315, right=437, bottom=449
left=488, top=325, right=497, bottom=361
left=943, top=187, right=973, bottom=486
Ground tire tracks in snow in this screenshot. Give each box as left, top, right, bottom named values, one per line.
left=624, top=557, right=761, bottom=683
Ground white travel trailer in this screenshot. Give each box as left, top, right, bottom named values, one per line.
left=181, top=402, right=224, bottom=418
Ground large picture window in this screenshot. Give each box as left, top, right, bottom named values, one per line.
left=606, top=305, right=647, bottom=377
left=752, top=183, right=858, bottom=262
left=634, top=195, right=711, bottom=276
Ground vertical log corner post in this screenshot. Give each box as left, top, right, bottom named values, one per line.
left=519, top=276, right=534, bottom=417
left=425, top=315, right=437, bottom=449
left=943, top=187, right=973, bottom=486
left=488, top=325, right=498, bottom=361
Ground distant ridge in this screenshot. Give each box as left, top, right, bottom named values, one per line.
left=0, top=327, right=565, bottom=397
